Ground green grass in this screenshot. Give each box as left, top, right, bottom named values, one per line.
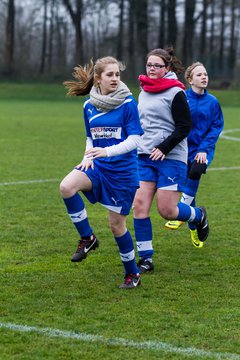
left=0, top=82, right=239, bottom=106
left=0, top=84, right=239, bottom=360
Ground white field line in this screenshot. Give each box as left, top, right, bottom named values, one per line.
left=0, top=165, right=240, bottom=187
left=2, top=131, right=240, bottom=358
left=0, top=322, right=239, bottom=360
left=0, top=129, right=238, bottom=188
left=208, top=166, right=240, bottom=171
left=220, top=128, right=240, bottom=141
left=220, top=135, right=240, bottom=141
left=0, top=178, right=59, bottom=186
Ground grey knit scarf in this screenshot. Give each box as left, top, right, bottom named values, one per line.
left=89, top=81, right=132, bottom=112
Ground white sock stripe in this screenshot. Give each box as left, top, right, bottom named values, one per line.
left=120, top=249, right=135, bottom=262
left=181, top=193, right=194, bottom=206
left=188, top=206, right=196, bottom=222
left=136, top=240, right=153, bottom=251
left=69, top=209, right=87, bottom=223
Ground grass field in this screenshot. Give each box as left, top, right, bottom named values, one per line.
left=0, top=83, right=239, bottom=360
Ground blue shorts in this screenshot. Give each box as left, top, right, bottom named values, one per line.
left=138, top=155, right=187, bottom=191
left=77, top=163, right=138, bottom=215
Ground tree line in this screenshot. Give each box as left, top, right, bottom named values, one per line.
left=1, top=0, right=240, bottom=86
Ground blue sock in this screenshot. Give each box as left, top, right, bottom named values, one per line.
left=183, top=179, right=201, bottom=229
left=184, top=178, right=200, bottom=198
left=115, top=230, right=139, bottom=275
left=188, top=222, right=197, bottom=230
left=134, top=217, right=153, bottom=259
left=63, top=193, right=92, bottom=238
left=177, top=202, right=202, bottom=223
left=187, top=197, right=197, bottom=229
left=191, top=198, right=196, bottom=207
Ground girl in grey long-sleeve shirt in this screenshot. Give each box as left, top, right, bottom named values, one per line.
left=133, top=48, right=210, bottom=274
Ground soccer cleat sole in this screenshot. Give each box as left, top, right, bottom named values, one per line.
left=165, top=220, right=184, bottom=230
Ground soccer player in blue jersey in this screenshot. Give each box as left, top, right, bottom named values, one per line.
left=133, top=48, right=210, bottom=274
left=165, top=62, right=224, bottom=248
left=60, top=57, right=143, bottom=289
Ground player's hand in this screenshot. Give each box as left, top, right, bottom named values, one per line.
left=149, top=147, right=165, bottom=161
left=195, top=152, right=207, bottom=164
left=85, top=147, right=107, bottom=159
left=76, top=158, right=94, bottom=171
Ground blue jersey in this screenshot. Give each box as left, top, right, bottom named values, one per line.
left=186, top=88, right=224, bottom=165
left=83, top=95, right=144, bottom=188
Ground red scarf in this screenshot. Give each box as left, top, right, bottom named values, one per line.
left=139, top=74, right=185, bottom=92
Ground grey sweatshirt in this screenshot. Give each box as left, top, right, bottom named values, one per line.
left=138, top=74, right=191, bottom=164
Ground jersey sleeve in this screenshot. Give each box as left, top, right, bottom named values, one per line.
left=83, top=105, right=92, bottom=138
left=197, top=99, right=224, bottom=153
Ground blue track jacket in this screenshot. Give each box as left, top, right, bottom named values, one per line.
left=186, top=88, right=224, bottom=165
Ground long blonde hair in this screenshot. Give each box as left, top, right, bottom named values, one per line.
left=63, top=57, right=125, bottom=96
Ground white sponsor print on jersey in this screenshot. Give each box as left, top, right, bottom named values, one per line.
left=90, top=127, right=122, bottom=140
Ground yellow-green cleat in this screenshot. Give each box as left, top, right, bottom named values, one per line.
left=190, top=229, right=204, bottom=248
left=165, top=220, right=184, bottom=230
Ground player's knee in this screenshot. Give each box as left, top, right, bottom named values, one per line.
left=59, top=180, right=74, bottom=198
left=158, top=204, right=176, bottom=219
left=133, top=198, right=147, bottom=217
left=109, top=217, right=123, bottom=236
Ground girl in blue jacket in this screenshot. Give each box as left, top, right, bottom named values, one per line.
left=165, top=62, right=224, bottom=248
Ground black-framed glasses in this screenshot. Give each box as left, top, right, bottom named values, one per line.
left=146, top=63, right=166, bottom=69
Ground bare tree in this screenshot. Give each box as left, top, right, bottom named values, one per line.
left=55, top=10, right=68, bottom=69
left=182, top=0, right=196, bottom=66
left=127, top=0, right=136, bottom=79
left=126, top=0, right=148, bottom=79
left=208, top=0, right=216, bottom=74
left=167, top=0, right=177, bottom=48
left=4, top=0, right=15, bottom=75
left=218, top=0, right=225, bottom=70
left=48, top=0, right=55, bottom=72
left=39, top=0, right=48, bottom=74
left=135, top=0, right=148, bottom=73
left=63, top=0, right=83, bottom=64
left=209, top=0, right=215, bottom=51
left=158, top=0, right=166, bottom=47
left=0, top=0, right=240, bottom=83
left=200, top=0, right=208, bottom=61
left=228, top=0, right=237, bottom=74
left=117, top=0, right=124, bottom=60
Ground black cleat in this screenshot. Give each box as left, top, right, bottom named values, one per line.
left=137, top=258, right=154, bottom=274
left=119, top=274, right=141, bottom=289
left=196, top=206, right=209, bottom=242
left=71, top=234, right=99, bottom=262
